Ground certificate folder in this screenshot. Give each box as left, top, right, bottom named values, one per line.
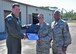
left=26, top=24, right=40, bottom=40
left=27, top=33, right=39, bottom=40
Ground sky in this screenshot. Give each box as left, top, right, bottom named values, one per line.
left=13, top=0, right=76, bottom=12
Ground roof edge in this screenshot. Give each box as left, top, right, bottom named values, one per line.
left=3, top=0, right=53, bottom=11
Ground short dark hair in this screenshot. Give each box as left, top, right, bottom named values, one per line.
left=12, top=3, right=20, bottom=8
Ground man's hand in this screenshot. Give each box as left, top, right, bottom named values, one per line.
left=37, top=39, right=43, bottom=43
left=23, top=36, right=27, bottom=39
left=23, top=33, right=27, bottom=39
left=62, top=47, right=67, bottom=52
left=21, top=35, right=27, bottom=39
left=22, top=33, right=27, bottom=39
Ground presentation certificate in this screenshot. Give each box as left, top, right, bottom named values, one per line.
left=27, top=33, right=39, bottom=40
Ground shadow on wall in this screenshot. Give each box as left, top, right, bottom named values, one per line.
left=0, top=32, right=7, bottom=40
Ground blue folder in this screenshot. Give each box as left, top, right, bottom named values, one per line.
left=27, top=33, right=39, bottom=40
left=26, top=24, right=40, bottom=40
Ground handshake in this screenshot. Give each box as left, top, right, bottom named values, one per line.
left=21, top=33, right=27, bottom=39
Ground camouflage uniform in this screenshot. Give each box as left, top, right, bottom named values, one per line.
left=36, top=22, right=52, bottom=54
left=51, top=19, right=71, bottom=54
left=5, top=13, right=24, bottom=54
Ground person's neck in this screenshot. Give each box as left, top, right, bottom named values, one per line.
left=14, top=15, right=19, bottom=18
left=55, top=19, right=60, bottom=22
left=40, top=22, right=44, bottom=25
left=12, top=12, right=19, bottom=18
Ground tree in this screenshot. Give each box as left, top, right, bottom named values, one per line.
left=61, top=10, right=76, bottom=19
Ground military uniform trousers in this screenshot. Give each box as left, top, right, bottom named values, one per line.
left=52, top=43, right=66, bottom=54
left=6, top=36, right=21, bottom=54
left=36, top=42, right=50, bottom=54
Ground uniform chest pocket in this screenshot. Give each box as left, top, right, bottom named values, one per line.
left=39, top=26, right=49, bottom=35
left=54, top=25, right=62, bottom=34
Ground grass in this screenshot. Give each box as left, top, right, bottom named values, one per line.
left=66, top=20, right=76, bottom=23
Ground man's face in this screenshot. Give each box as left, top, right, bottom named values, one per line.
left=38, top=17, right=44, bottom=23
left=54, top=12, right=61, bottom=20
left=12, top=6, right=20, bottom=17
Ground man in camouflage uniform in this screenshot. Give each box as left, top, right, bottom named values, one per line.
left=5, top=3, right=26, bottom=54
left=36, top=14, right=52, bottom=54
left=51, top=10, right=71, bottom=54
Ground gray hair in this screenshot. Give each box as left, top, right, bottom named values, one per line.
left=37, top=14, right=44, bottom=19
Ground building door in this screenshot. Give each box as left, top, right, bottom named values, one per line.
left=4, top=10, right=21, bottom=21
left=32, top=13, right=39, bottom=24
left=4, top=10, right=11, bottom=32
left=4, top=10, right=11, bottom=18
